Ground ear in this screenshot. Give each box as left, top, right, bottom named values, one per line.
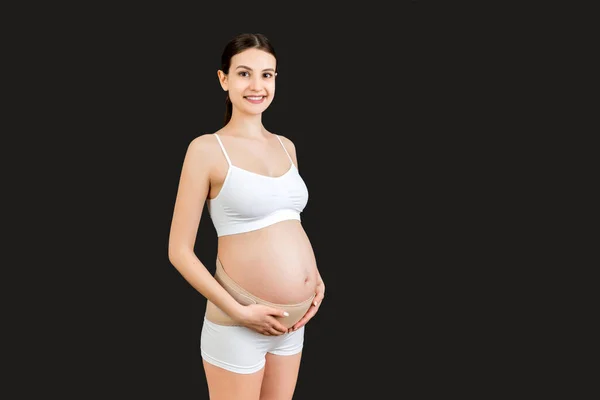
left=217, top=70, right=228, bottom=91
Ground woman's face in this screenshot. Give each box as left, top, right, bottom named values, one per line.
left=218, top=48, right=277, bottom=117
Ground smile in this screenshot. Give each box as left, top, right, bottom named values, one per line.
left=244, top=96, right=266, bottom=104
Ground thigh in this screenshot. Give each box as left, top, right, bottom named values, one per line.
left=203, top=360, right=265, bottom=400
left=259, top=352, right=303, bottom=400
left=259, top=327, right=305, bottom=400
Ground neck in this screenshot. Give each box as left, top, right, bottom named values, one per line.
left=226, top=112, right=267, bottom=139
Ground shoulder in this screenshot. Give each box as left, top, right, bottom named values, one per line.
left=275, top=134, right=297, bottom=155
left=189, top=132, right=219, bottom=150
left=184, top=133, right=221, bottom=166
left=188, top=132, right=223, bottom=154
left=274, top=133, right=300, bottom=167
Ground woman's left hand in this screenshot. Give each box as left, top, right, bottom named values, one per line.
left=289, top=279, right=325, bottom=332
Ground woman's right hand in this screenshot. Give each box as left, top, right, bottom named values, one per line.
left=235, top=304, right=290, bottom=335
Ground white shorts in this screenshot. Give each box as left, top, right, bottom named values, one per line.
left=200, top=317, right=305, bottom=374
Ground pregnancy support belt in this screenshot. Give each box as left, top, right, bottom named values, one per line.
left=205, top=258, right=315, bottom=329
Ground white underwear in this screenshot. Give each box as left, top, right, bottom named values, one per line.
left=200, top=317, right=305, bottom=374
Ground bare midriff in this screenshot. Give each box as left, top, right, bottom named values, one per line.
left=217, top=219, right=318, bottom=305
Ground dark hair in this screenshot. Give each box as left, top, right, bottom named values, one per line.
left=220, top=33, right=277, bottom=125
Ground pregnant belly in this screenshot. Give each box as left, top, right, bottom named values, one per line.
left=217, top=220, right=318, bottom=304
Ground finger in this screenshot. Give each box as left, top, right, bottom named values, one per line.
left=317, top=284, right=325, bottom=295
left=267, top=316, right=288, bottom=333
left=269, top=308, right=290, bottom=319
left=302, top=304, right=319, bottom=321
left=292, top=308, right=316, bottom=331
left=292, top=320, right=307, bottom=331
left=306, top=305, right=318, bottom=320
left=313, top=295, right=324, bottom=307
left=269, top=326, right=284, bottom=335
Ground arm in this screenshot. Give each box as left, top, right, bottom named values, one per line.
left=167, top=135, right=246, bottom=321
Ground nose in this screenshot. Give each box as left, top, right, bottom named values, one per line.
left=248, top=74, right=263, bottom=91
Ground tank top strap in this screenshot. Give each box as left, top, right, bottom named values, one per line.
left=275, top=135, right=293, bottom=164
left=214, top=134, right=232, bottom=166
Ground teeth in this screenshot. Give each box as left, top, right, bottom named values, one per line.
left=246, top=96, right=264, bottom=100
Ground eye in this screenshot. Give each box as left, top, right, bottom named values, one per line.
left=263, top=72, right=274, bottom=78
left=238, top=71, right=250, bottom=77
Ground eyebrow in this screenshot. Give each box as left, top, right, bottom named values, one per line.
left=235, top=65, right=276, bottom=72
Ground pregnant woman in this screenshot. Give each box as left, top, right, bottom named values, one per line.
left=168, top=32, right=326, bottom=400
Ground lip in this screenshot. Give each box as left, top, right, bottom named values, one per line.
left=244, top=96, right=266, bottom=104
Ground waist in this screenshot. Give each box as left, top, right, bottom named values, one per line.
left=205, top=257, right=315, bottom=328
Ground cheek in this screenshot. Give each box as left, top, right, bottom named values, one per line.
left=229, top=80, right=245, bottom=94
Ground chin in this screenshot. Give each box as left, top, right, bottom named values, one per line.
left=244, top=105, right=271, bottom=115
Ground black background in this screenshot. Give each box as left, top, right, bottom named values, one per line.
left=12, top=2, right=517, bottom=399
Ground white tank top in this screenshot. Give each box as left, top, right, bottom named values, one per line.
left=207, top=134, right=309, bottom=237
